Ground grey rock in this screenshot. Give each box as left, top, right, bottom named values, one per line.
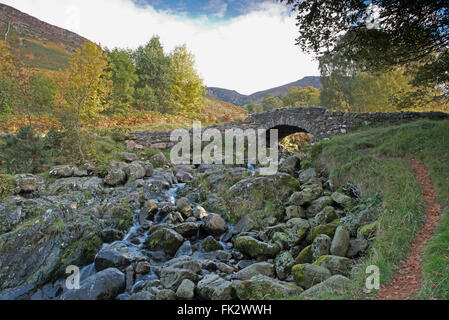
left=122, top=153, right=138, bottom=163
left=49, top=165, right=73, bottom=178
left=311, top=234, right=332, bottom=260
left=235, top=275, right=303, bottom=300
left=300, top=275, right=351, bottom=299
left=104, top=169, right=127, bottom=186
left=94, top=241, right=148, bottom=272
left=274, top=251, right=295, bottom=280
left=160, top=267, right=197, bottom=291
left=197, top=274, right=233, bottom=300
left=292, top=263, right=331, bottom=289
left=60, top=268, right=125, bottom=300
left=330, top=226, right=350, bottom=257
left=201, top=213, right=227, bottom=236
left=176, top=279, right=195, bottom=300
left=234, top=262, right=275, bottom=280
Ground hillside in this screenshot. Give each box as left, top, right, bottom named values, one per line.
left=207, top=76, right=322, bottom=105
left=0, top=3, right=87, bottom=71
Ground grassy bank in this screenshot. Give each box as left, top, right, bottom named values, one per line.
left=310, top=119, right=449, bottom=299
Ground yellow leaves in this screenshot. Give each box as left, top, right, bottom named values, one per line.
left=0, top=40, right=14, bottom=75
left=57, top=41, right=111, bottom=123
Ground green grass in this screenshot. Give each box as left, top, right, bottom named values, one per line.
left=21, top=39, right=71, bottom=71
left=308, top=119, right=449, bottom=299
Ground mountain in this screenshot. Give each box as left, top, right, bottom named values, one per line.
left=206, top=76, right=322, bottom=105
left=0, top=3, right=88, bottom=70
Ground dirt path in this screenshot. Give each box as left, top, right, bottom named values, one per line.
left=375, top=158, right=441, bottom=300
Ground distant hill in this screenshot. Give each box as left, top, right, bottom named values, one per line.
left=0, top=3, right=87, bottom=71
left=206, top=76, right=322, bottom=105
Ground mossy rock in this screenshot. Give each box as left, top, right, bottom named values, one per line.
left=235, top=275, right=303, bottom=300
left=110, top=206, right=133, bottom=231
left=307, top=219, right=342, bottom=242
left=291, top=264, right=306, bottom=284
left=201, top=236, right=223, bottom=252
left=359, top=223, right=377, bottom=238
left=234, top=236, right=280, bottom=259
left=144, top=227, right=184, bottom=256
left=295, top=245, right=313, bottom=264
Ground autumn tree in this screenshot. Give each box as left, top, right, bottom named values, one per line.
left=57, top=41, right=111, bottom=158
left=262, top=94, right=283, bottom=111
left=133, top=36, right=174, bottom=113
left=107, top=48, right=137, bottom=114
left=170, top=44, right=205, bottom=113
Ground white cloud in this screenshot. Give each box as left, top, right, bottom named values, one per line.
left=3, top=0, right=319, bottom=95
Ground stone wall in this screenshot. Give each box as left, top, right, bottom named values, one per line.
left=127, top=107, right=449, bottom=149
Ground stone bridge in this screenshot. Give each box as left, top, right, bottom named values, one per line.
left=127, top=107, right=449, bottom=150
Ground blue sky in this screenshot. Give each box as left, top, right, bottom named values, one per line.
left=4, top=0, right=318, bottom=94
left=135, top=0, right=270, bottom=20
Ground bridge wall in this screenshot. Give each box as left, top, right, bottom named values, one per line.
left=127, top=107, right=449, bottom=149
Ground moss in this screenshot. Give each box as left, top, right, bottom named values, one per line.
left=297, top=226, right=309, bottom=242
left=359, top=223, right=377, bottom=238
left=295, top=245, right=313, bottom=264
left=111, top=206, right=133, bottom=231
left=307, top=219, right=341, bottom=242
left=312, top=255, right=328, bottom=267
left=234, top=236, right=280, bottom=259
left=201, top=236, right=223, bottom=252
left=291, top=264, right=305, bottom=284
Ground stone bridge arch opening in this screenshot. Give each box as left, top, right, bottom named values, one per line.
left=267, top=125, right=314, bottom=151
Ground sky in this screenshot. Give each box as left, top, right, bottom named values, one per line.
left=3, top=0, right=320, bottom=95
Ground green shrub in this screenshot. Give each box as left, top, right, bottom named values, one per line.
left=0, top=126, right=52, bottom=174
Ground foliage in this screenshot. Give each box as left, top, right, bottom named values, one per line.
left=281, top=0, right=449, bottom=99
left=170, top=45, right=205, bottom=113
left=133, top=36, right=174, bottom=113
left=0, top=126, right=52, bottom=174
left=107, top=48, right=138, bottom=115
left=56, top=41, right=111, bottom=125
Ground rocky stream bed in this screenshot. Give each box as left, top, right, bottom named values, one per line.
left=0, top=151, right=379, bottom=300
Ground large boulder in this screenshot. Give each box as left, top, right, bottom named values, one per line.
left=331, top=192, right=354, bottom=209
left=313, top=255, right=352, bottom=276
left=330, top=226, right=350, bottom=257
left=174, top=222, right=199, bottom=238
left=176, top=279, right=195, bottom=300
left=121, top=153, right=138, bottom=163
left=300, top=275, right=351, bottom=299
left=16, top=174, right=38, bottom=193
left=144, top=227, right=184, bottom=256
left=306, top=196, right=334, bottom=218
left=94, top=241, right=148, bottom=271
left=311, top=234, right=332, bottom=260
left=150, top=152, right=169, bottom=168
left=235, top=275, right=303, bottom=300
left=292, top=264, right=331, bottom=289
left=124, top=162, right=146, bottom=180
left=104, top=169, right=127, bottom=186
left=201, top=236, right=223, bottom=252
left=49, top=165, right=74, bottom=178
left=160, top=267, right=197, bottom=291
left=274, top=251, right=295, bottom=280
left=223, top=173, right=300, bottom=224
left=233, top=262, right=275, bottom=281
left=60, top=268, right=125, bottom=300
left=298, top=168, right=318, bottom=184
left=201, top=213, right=227, bottom=236
left=197, top=274, right=233, bottom=300
left=234, top=236, right=280, bottom=259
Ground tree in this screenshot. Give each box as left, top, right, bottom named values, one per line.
left=107, top=48, right=138, bottom=114
left=262, top=95, right=283, bottom=111
left=0, top=40, right=17, bottom=115
left=133, top=36, right=174, bottom=113
left=57, top=41, right=111, bottom=159
left=281, top=0, right=449, bottom=97
left=282, top=86, right=321, bottom=107
left=170, top=45, right=205, bottom=113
